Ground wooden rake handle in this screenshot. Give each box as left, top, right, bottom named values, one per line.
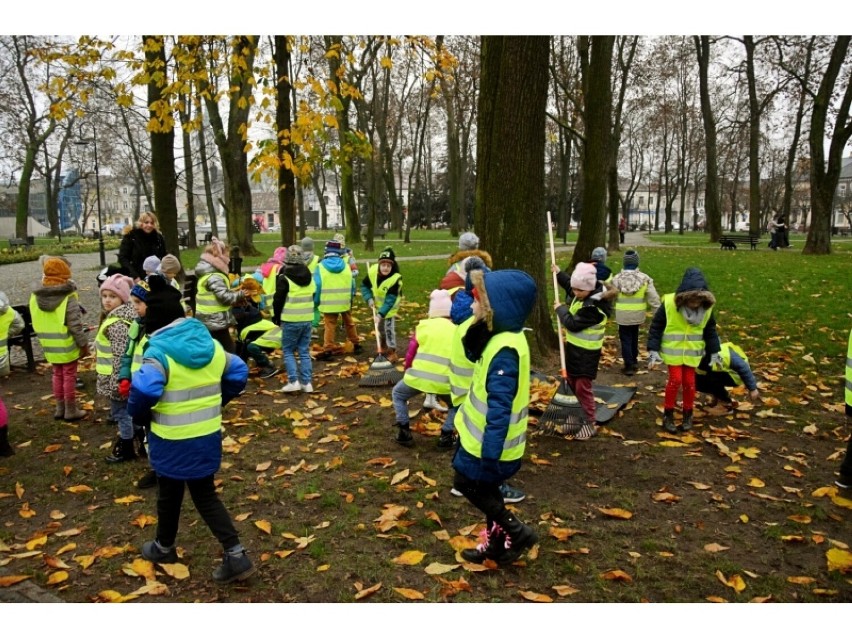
left=365, top=261, right=383, bottom=353
left=546, top=211, right=568, bottom=380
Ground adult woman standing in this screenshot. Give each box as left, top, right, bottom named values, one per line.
left=118, top=212, right=167, bottom=281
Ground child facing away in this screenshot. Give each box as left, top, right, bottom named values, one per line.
left=258, top=246, right=287, bottom=311
left=272, top=245, right=317, bottom=394
left=610, top=249, right=661, bottom=375
left=128, top=276, right=255, bottom=584
left=390, top=289, right=455, bottom=447
left=590, top=246, right=613, bottom=284
left=0, top=291, right=25, bottom=456
left=192, top=238, right=246, bottom=353
left=647, top=267, right=721, bottom=434
left=552, top=261, right=617, bottom=439
left=29, top=256, right=91, bottom=421
left=696, top=341, right=760, bottom=412
left=360, top=247, right=402, bottom=363
left=452, top=269, right=539, bottom=566
left=333, top=233, right=359, bottom=278
left=314, top=240, right=361, bottom=360
left=95, top=274, right=140, bottom=464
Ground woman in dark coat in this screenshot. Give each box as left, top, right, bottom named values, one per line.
left=118, top=212, right=167, bottom=281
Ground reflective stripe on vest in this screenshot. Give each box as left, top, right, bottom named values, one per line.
left=367, top=264, right=402, bottom=319
left=455, top=331, right=530, bottom=462
left=95, top=316, right=132, bottom=375
left=660, top=294, right=712, bottom=367
left=240, top=319, right=281, bottom=349
left=317, top=265, right=352, bottom=313
left=195, top=273, right=231, bottom=313
left=616, top=283, right=648, bottom=312
left=262, top=266, right=279, bottom=309
left=29, top=294, right=81, bottom=364
left=281, top=277, right=315, bottom=323
left=131, top=335, right=148, bottom=373
left=0, top=309, right=13, bottom=366
left=449, top=316, right=476, bottom=406
left=564, top=298, right=606, bottom=351
left=402, top=318, right=455, bottom=394
left=150, top=344, right=227, bottom=440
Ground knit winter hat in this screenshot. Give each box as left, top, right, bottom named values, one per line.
left=591, top=246, right=607, bottom=262
left=42, top=256, right=72, bottom=286
left=428, top=289, right=452, bottom=318
left=143, top=255, right=161, bottom=274
left=285, top=244, right=305, bottom=265
left=324, top=240, right=344, bottom=257
left=130, top=279, right=150, bottom=303
left=333, top=233, right=346, bottom=248
left=200, top=238, right=230, bottom=274
left=300, top=236, right=314, bottom=252
left=458, top=232, right=479, bottom=251
left=378, top=246, right=396, bottom=264
left=622, top=249, right=640, bottom=270
left=570, top=262, right=598, bottom=291
left=145, top=274, right=186, bottom=334
left=159, top=254, right=182, bottom=276
left=100, top=273, right=134, bottom=303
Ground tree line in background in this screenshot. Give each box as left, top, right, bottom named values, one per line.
left=0, top=35, right=849, bottom=273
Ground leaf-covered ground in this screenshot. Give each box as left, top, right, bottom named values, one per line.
left=1, top=326, right=850, bottom=605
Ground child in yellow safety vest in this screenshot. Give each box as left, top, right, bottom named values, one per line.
left=696, top=341, right=760, bottom=412
left=451, top=269, right=539, bottom=566
left=192, top=238, right=246, bottom=354
left=552, top=261, right=617, bottom=439
left=610, top=249, right=661, bottom=375
left=29, top=256, right=91, bottom=421
left=0, top=291, right=25, bottom=456
left=233, top=294, right=280, bottom=380
left=835, top=327, right=852, bottom=490
left=360, top=246, right=402, bottom=363
left=274, top=245, right=317, bottom=394
left=647, top=267, right=721, bottom=434
left=95, top=274, right=139, bottom=464
left=390, top=290, right=455, bottom=447
left=314, top=240, right=361, bottom=360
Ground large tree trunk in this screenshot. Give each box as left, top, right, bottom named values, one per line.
left=274, top=36, right=297, bottom=248
left=694, top=36, right=722, bottom=242
left=574, top=36, right=614, bottom=267
left=144, top=35, right=179, bottom=255
left=475, top=36, right=554, bottom=360
left=437, top=36, right=463, bottom=239
left=805, top=36, right=852, bottom=255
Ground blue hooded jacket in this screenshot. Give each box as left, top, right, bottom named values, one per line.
left=313, top=254, right=354, bottom=306
left=128, top=317, right=248, bottom=480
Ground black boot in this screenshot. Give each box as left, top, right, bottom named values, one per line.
left=662, top=409, right=677, bottom=434
left=394, top=423, right=414, bottom=448
left=134, top=429, right=147, bottom=459
left=495, top=511, right=539, bottom=565
left=461, top=521, right=507, bottom=563
left=106, top=438, right=137, bottom=463
left=681, top=409, right=694, bottom=432
left=0, top=427, right=13, bottom=457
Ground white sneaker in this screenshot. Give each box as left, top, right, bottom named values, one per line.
left=300, top=383, right=314, bottom=393
left=450, top=487, right=463, bottom=497
left=424, top=394, right=448, bottom=412
left=280, top=381, right=301, bottom=393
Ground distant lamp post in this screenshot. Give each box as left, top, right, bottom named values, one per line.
left=74, top=129, right=105, bottom=267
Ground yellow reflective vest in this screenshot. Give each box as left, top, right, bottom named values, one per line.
left=0, top=308, right=14, bottom=374
left=616, top=283, right=648, bottom=314
left=845, top=329, right=852, bottom=409
left=455, top=331, right=530, bottom=462
left=317, top=265, right=353, bottom=314
left=367, top=264, right=402, bottom=319
left=403, top=318, right=455, bottom=394
left=449, top=317, right=476, bottom=407
left=195, top=273, right=231, bottom=314
left=95, top=316, right=132, bottom=375
left=281, top=277, right=316, bottom=323
left=306, top=254, right=320, bottom=274
left=239, top=319, right=281, bottom=350
left=697, top=342, right=747, bottom=387
left=29, top=293, right=81, bottom=364
left=660, top=294, right=712, bottom=367
left=565, top=298, right=607, bottom=351
left=261, top=266, right=280, bottom=310
left=151, top=343, right=227, bottom=441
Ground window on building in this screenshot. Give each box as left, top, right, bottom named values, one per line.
left=638, top=196, right=645, bottom=207
left=324, top=195, right=329, bottom=205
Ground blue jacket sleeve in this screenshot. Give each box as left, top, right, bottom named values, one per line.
left=378, top=293, right=397, bottom=317
left=481, top=347, right=520, bottom=462
left=451, top=290, right=474, bottom=325
left=221, top=353, right=249, bottom=405
left=127, top=360, right=167, bottom=422
left=729, top=350, right=757, bottom=391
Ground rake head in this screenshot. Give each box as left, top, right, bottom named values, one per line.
left=536, top=378, right=597, bottom=438
left=359, top=354, right=403, bottom=387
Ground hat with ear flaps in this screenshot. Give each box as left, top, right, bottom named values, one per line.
left=144, top=273, right=186, bottom=334
left=469, top=268, right=537, bottom=333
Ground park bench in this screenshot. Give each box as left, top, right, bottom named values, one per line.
left=7, top=304, right=36, bottom=372
left=7, top=236, right=35, bottom=251
left=718, top=234, right=760, bottom=250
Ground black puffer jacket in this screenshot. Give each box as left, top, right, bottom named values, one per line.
left=118, top=228, right=167, bottom=280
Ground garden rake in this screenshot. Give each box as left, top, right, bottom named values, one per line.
left=538, top=211, right=596, bottom=437
left=358, top=262, right=403, bottom=387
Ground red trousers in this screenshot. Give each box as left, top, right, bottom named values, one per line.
left=665, top=365, right=696, bottom=410
left=566, top=374, right=596, bottom=424
left=51, top=360, right=79, bottom=402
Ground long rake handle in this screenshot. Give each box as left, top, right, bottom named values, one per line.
left=365, top=261, right=383, bottom=353
left=546, top=210, right=569, bottom=380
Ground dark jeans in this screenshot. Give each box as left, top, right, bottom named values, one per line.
left=155, top=474, right=240, bottom=550
left=245, top=342, right=272, bottom=367
left=618, top=324, right=639, bottom=367
left=841, top=415, right=852, bottom=479
left=695, top=371, right=735, bottom=402
left=453, top=470, right=508, bottom=525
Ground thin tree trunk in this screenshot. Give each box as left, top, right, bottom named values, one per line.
left=694, top=36, right=722, bottom=242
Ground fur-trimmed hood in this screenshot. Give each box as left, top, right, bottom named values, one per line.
left=447, top=249, right=493, bottom=269
left=674, top=267, right=715, bottom=309
left=469, top=268, right=536, bottom=333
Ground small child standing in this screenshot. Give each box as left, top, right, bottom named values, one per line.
left=647, top=267, right=721, bottom=433
left=610, top=249, right=661, bottom=375
left=273, top=245, right=316, bottom=394
left=258, top=246, right=287, bottom=311
left=314, top=240, right=361, bottom=360
left=590, top=246, right=613, bottom=284
left=552, top=261, right=617, bottom=439
left=29, top=257, right=91, bottom=421
left=390, top=290, right=455, bottom=447
left=360, top=247, right=402, bottom=363
left=193, top=238, right=245, bottom=353
left=95, top=274, right=139, bottom=463
left=0, top=291, right=25, bottom=456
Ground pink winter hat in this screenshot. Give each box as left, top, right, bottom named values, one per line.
left=100, top=273, right=135, bottom=303
left=570, top=262, right=598, bottom=291
left=428, top=289, right=452, bottom=318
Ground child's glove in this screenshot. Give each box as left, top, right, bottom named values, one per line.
left=590, top=290, right=605, bottom=301
left=647, top=351, right=663, bottom=370
left=118, top=379, right=131, bottom=398
left=710, top=353, right=724, bottom=370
